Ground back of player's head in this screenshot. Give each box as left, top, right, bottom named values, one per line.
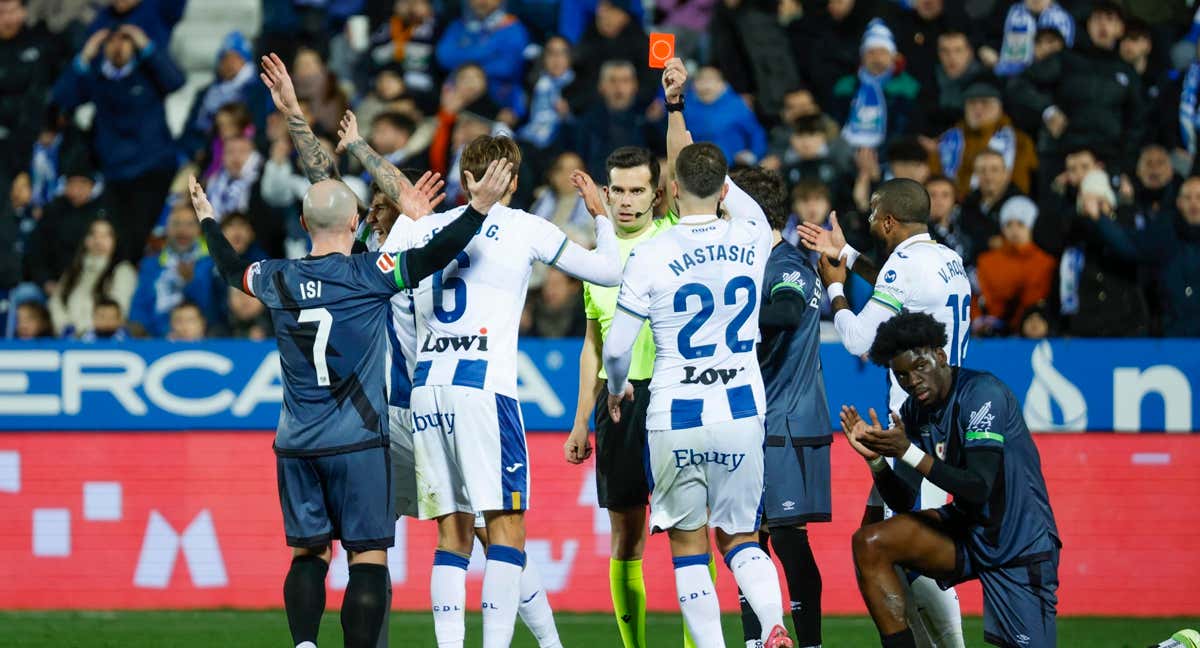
left=460, top=135, right=522, bottom=195
left=729, top=166, right=787, bottom=231
left=674, top=143, right=727, bottom=200
left=868, top=312, right=948, bottom=367
left=606, top=146, right=660, bottom=189
left=874, top=177, right=930, bottom=225
left=303, top=179, right=359, bottom=231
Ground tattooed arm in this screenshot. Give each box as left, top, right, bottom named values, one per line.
left=337, top=110, right=412, bottom=204
left=261, top=52, right=339, bottom=183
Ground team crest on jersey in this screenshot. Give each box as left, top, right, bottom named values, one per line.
left=968, top=401, right=995, bottom=432
left=780, top=271, right=806, bottom=290
left=376, top=253, right=396, bottom=274
left=935, top=441, right=946, bottom=459
left=884, top=269, right=897, bottom=283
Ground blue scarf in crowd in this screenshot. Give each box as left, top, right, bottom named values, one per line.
left=842, top=67, right=892, bottom=149
left=1180, top=63, right=1200, bottom=156
left=995, top=2, right=1074, bottom=77
left=518, top=70, right=574, bottom=148
left=938, top=124, right=1017, bottom=187
left=31, top=134, right=63, bottom=209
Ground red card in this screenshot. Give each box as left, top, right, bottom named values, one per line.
left=649, top=32, right=675, bottom=69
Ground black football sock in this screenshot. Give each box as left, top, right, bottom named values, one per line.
left=283, top=554, right=328, bottom=645
left=770, top=526, right=822, bottom=646
left=374, top=569, right=392, bottom=648
left=880, top=628, right=917, bottom=648
left=342, top=563, right=390, bottom=648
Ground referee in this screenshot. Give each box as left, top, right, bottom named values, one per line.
left=564, top=146, right=699, bottom=648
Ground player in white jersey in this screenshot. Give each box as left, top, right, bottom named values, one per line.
left=603, top=65, right=792, bottom=648
left=799, top=179, right=971, bottom=648
left=379, top=134, right=620, bottom=648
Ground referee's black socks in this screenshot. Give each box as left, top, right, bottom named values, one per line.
left=770, top=525, right=823, bottom=647
left=342, top=562, right=390, bottom=648
left=284, top=554, right=328, bottom=645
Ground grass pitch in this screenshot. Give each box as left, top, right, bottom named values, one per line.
left=3, top=611, right=1198, bottom=647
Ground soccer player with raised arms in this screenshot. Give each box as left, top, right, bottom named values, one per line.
left=382, top=134, right=621, bottom=648
left=602, top=58, right=792, bottom=648
left=187, top=155, right=512, bottom=648
left=842, top=312, right=1060, bottom=648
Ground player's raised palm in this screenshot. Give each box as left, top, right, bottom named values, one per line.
left=260, top=52, right=300, bottom=115
left=569, top=170, right=607, bottom=218
left=661, top=57, right=687, bottom=103
left=798, top=211, right=846, bottom=260
left=398, top=171, right=445, bottom=219
left=336, top=110, right=360, bottom=154
left=839, top=405, right=880, bottom=461
left=187, top=175, right=215, bottom=223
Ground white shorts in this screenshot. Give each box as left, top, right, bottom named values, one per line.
left=410, top=385, right=530, bottom=520
left=388, top=405, right=418, bottom=518
left=647, top=416, right=765, bottom=535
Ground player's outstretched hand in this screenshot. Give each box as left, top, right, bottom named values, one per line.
left=839, top=405, right=880, bottom=461
left=661, top=57, right=687, bottom=103
left=188, top=176, right=215, bottom=223
left=797, top=211, right=846, bottom=259
left=564, top=425, right=592, bottom=464
left=397, top=171, right=445, bottom=219
left=859, top=411, right=910, bottom=458
left=607, top=383, right=635, bottom=423
left=817, top=254, right=847, bottom=287
left=569, top=169, right=607, bottom=218
left=466, top=158, right=514, bottom=214
left=260, top=52, right=300, bottom=116
left=336, top=110, right=360, bottom=154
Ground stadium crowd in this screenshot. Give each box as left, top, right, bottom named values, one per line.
left=2, top=0, right=1200, bottom=341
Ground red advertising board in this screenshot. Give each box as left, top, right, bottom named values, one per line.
left=0, top=432, right=1195, bottom=615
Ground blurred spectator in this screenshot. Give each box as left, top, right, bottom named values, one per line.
left=24, top=158, right=109, bottom=295
left=369, top=111, right=422, bottom=168
left=199, top=102, right=253, bottom=181
left=919, top=29, right=988, bottom=137
left=888, top=0, right=971, bottom=93
left=53, top=24, right=183, bottom=263
left=48, top=218, right=136, bottom=336
left=78, top=296, right=129, bottom=341
left=764, top=88, right=848, bottom=170
left=518, top=36, right=580, bottom=161
left=0, top=0, right=65, bottom=184
left=129, top=201, right=217, bottom=338
left=656, top=0, right=717, bottom=61
left=529, top=151, right=595, bottom=247
left=220, top=286, right=272, bottom=340
left=1035, top=145, right=1105, bottom=255
left=435, top=0, right=531, bottom=121
left=1129, top=144, right=1179, bottom=217
left=885, top=137, right=932, bottom=183
left=781, top=178, right=832, bottom=252
left=572, top=0, right=657, bottom=107
left=179, top=32, right=273, bottom=164
left=86, top=0, right=186, bottom=50
left=0, top=174, right=25, bottom=292
left=982, top=0, right=1074, bottom=77
left=926, top=174, right=969, bottom=261
left=1118, top=18, right=1158, bottom=109
left=682, top=66, right=766, bottom=165
left=528, top=268, right=586, bottom=337
left=831, top=19, right=920, bottom=150
left=1151, top=176, right=1200, bottom=337
left=1002, top=26, right=1067, bottom=137
left=708, top=0, right=800, bottom=119
left=25, top=0, right=95, bottom=42
left=446, top=63, right=503, bottom=122
left=206, top=135, right=264, bottom=222
left=1059, top=168, right=1149, bottom=337
left=366, top=0, right=440, bottom=110
left=3, top=171, right=35, bottom=263
left=558, top=0, right=644, bottom=45
left=30, top=108, right=90, bottom=212
left=1019, top=302, right=1056, bottom=338
left=792, top=0, right=879, bottom=108
left=778, top=115, right=849, bottom=200
left=932, top=82, right=1037, bottom=198
left=1037, top=2, right=1144, bottom=174
left=975, top=195, right=1056, bottom=335
left=570, top=60, right=665, bottom=179
left=959, top=149, right=1022, bottom=266
left=14, top=300, right=52, bottom=339
left=219, top=212, right=269, bottom=263
left=291, top=47, right=350, bottom=135
left=167, top=301, right=207, bottom=342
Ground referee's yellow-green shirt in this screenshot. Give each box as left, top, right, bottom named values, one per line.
left=583, top=213, right=677, bottom=380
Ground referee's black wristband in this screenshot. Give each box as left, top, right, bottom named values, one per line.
left=665, top=99, right=685, bottom=113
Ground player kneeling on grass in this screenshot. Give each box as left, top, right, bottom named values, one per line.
left=842, top=312, right=1061, bottom=648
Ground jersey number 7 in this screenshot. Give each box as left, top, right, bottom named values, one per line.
left=675, top=276, right=757, bottom=360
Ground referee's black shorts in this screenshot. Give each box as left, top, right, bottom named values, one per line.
left=593, top=378, right=651, bottom=510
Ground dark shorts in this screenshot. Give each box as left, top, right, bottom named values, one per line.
left=594, top=378, right=651, bottom=510
left=936, top=513, right=1060, bottom=647
left=762, top=416, right=832, bottom=527
left=276, top=445, right=396, bottom=553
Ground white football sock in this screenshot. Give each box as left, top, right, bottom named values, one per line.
left=517, top=558, right=562, bottom=648
left=481, top=545, right=525, bottom=648
left=910, top=576, right=965, bottom=648
left=431, top=550, right=469, bottom=648
left=726, top=543, right=784, bottom=642
left=673, top=555, right=724, bottom=648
